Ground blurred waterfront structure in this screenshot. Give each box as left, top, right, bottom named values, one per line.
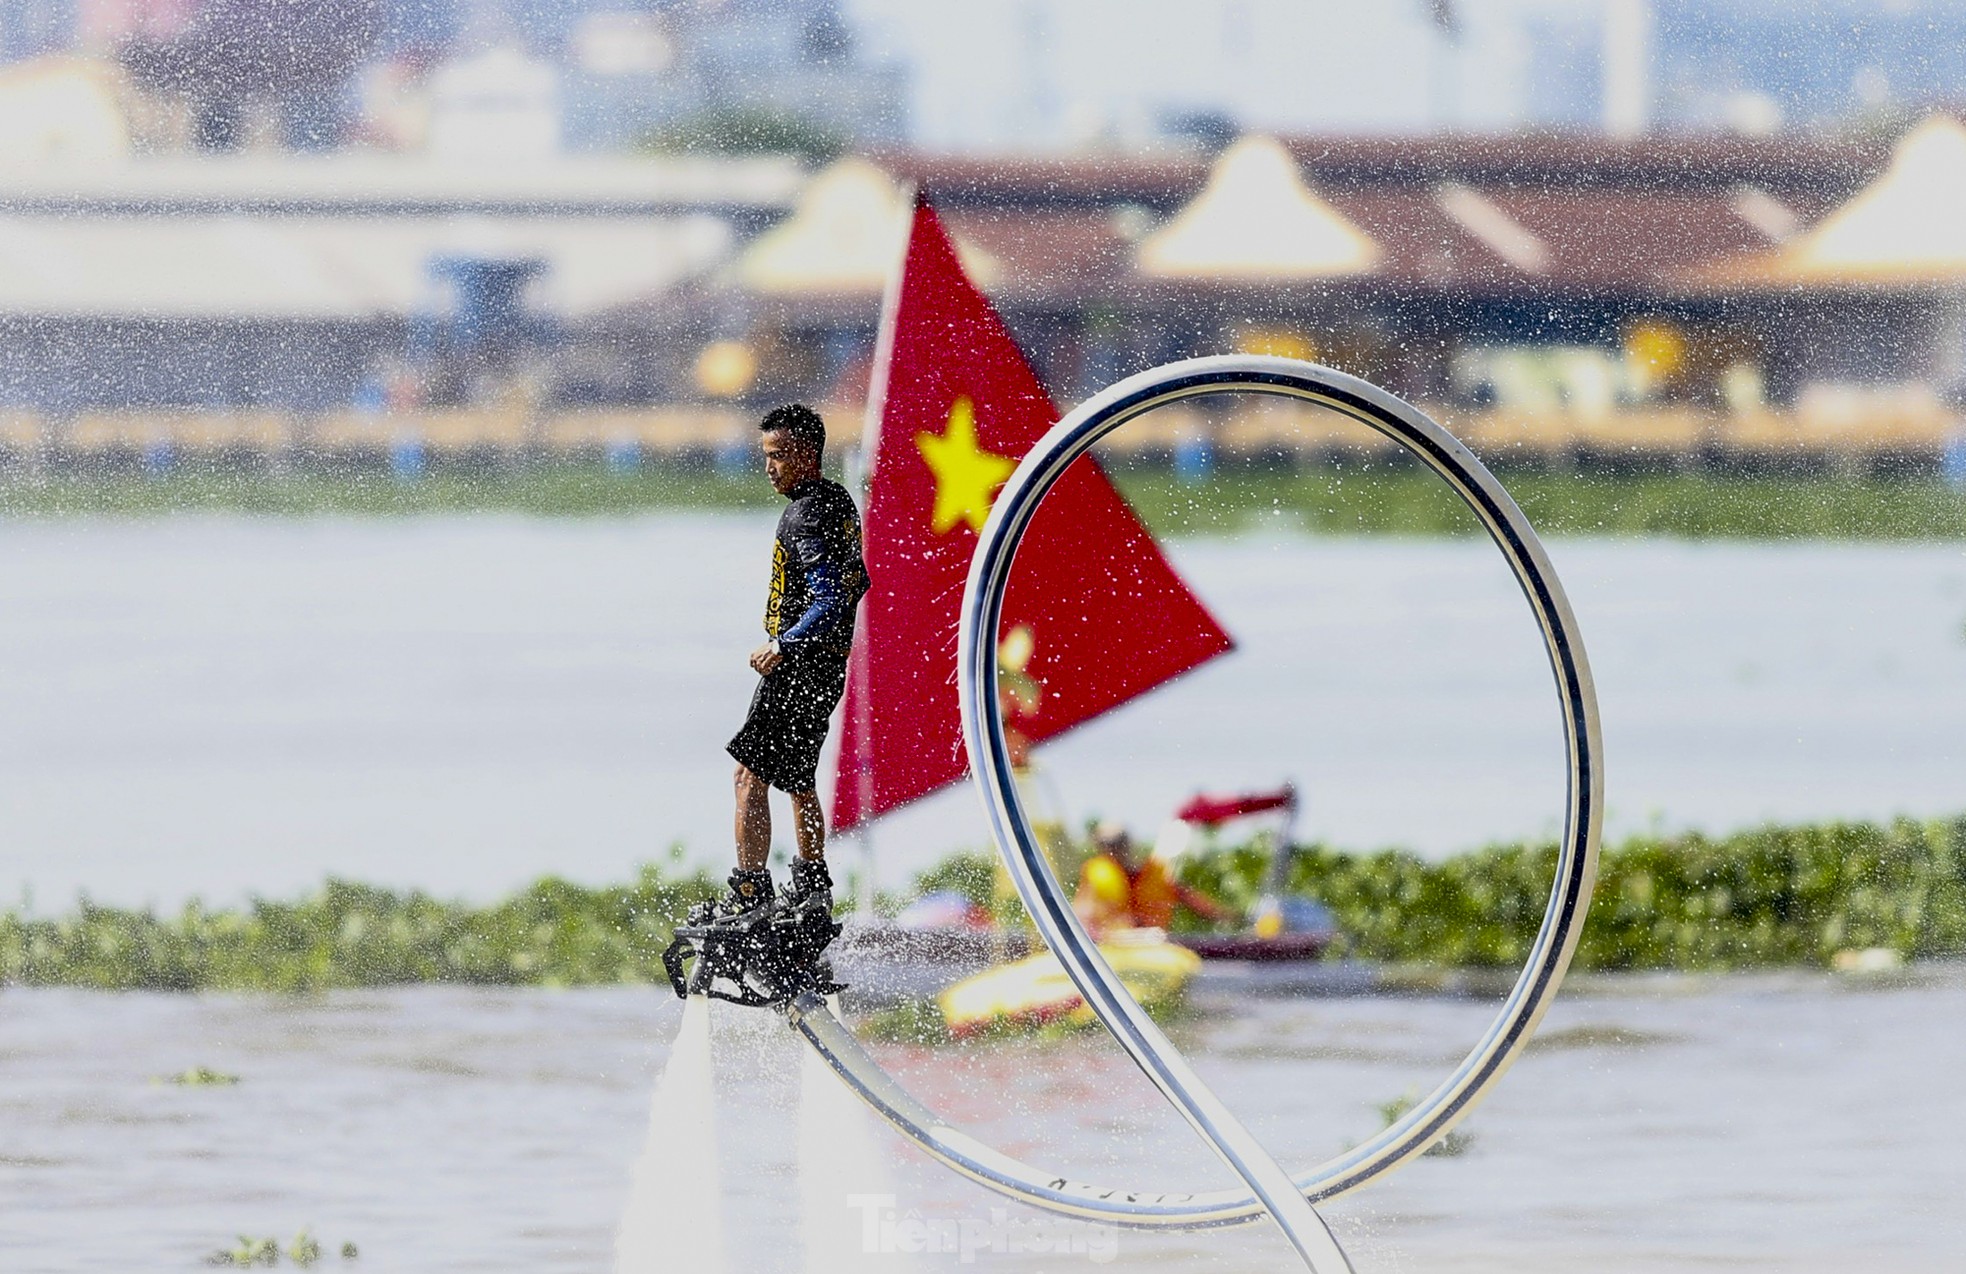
left=4, top=2, right=1962, bottom=153
left=1515, top=0, right=1966, bottom=136
left=851, top=0, right=1966, bottom=149
left=0, top=133, right=803, bottom=465
left=1, top=100, right=1963, bottom=476
left=1646, top=0, right=1966, bottom=135
left=0, top=0, right=906, bottom=154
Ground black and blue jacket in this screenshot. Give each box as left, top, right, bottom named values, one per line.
left=764, top=477, right=869, bottom=656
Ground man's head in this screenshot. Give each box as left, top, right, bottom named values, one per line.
left=1093, top=819, right=1136, bottom=866
left=759, top=403, right=825, bottom=496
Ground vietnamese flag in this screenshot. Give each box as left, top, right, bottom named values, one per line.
left=831, top=196, right=1233, bottom=832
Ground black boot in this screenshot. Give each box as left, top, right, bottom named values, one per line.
left=687, top=867, right=776, bottom=925
left=782, top=856, right=834, bottom=916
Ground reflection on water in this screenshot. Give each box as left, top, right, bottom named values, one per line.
left=4, top=969, right=1962, bottom=1272
left=1, top=516, right=1962, bottom=907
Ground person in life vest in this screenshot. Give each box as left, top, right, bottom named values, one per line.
left=1073, top=820, right=1235, bottom=938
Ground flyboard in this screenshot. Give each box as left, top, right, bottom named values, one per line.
left=663, top=889, right=842, bottom=1007
left=661, top=355, right=1604, bottom=1273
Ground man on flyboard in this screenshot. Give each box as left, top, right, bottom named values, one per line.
left=694, top=403, right=869, bottom=929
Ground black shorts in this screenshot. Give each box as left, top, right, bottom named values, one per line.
left=726, top=647, right=850, bottom=795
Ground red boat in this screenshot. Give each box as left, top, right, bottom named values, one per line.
left=834, top=782, right=1345, bottom=1009
left=1155, top=784, right=1342, bottom=965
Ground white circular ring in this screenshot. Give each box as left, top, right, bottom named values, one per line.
left=792, top=354, right=1603, bottom=1247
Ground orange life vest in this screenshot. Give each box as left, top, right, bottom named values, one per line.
left=1076, top=852, right=1181, bottom=930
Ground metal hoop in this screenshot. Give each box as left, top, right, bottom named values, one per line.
left=791, top=355, right=1602, bottom=1258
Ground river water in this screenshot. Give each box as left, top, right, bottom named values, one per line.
left=1, top=515, right=1962, bottom=907
left=3, top=967, right=1962, bottom=1272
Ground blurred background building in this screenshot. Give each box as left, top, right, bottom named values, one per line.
left=0, top=0, right=905, bottom=154
left=0, top=0, right=1959, bottom=473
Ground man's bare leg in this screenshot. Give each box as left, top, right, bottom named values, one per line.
left=789, top=790, right=826, bottom=862
left=734, top=763, right=772, bottom=872
left=785, top=790, right=834, bottom=911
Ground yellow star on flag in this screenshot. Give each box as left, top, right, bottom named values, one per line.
left=916, top=395, right=1016, bottom=534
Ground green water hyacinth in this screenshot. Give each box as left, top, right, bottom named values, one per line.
left=1, top=866, right=722, bottom=992
left=1374, top=1092, right=1473, bottom=1157
left=5, top=467, right=1966, bottom=541
left=202, top=1230, right=346, bottom=1268
left=1173, top=814, right=1966, bottom=971
left=286, top=1230, right=321, bottom=1267
left=207, top=1236, right=278, bottom=1267
left=158, top=1066, right=240, bottom=1086
left=3, top=816, right=1961, bottom=990
left=1116, top=470, right=1966, bottom=542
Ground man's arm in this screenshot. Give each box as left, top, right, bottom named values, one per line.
left=776, top=509, right=860, bottom=652
left=778, top=559, right=851, bottom=646
left=1176, top=881, right=1237, bottom=925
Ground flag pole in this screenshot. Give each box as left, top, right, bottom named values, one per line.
left=844, top=181, right=916, bottom=919
left=844, top=440, right=876, bottom=921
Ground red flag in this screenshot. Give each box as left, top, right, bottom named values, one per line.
left=832, top=197, right=1233, bottom=832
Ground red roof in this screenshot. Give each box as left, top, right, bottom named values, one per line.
left=753, top=132, right=1904, bottom=306
left=872, top=151, right=1205, bottom=211
left=1283, top=131, right=1882, bottom=200
left=877, top=131, right=1883, bottom=210
left=1455, top=188, right=1794, bottom=291
left=873, top=133, right=1892, bottom=297
left=942, top=208, right=1136, bottom=299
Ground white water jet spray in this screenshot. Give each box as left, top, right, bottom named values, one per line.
left=798, top=997, right=916, bottom=1271
left=616, top=996, right=728, bottom=1274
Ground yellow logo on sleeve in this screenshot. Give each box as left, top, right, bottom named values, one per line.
left=764, top=540, right=786, bottom=636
